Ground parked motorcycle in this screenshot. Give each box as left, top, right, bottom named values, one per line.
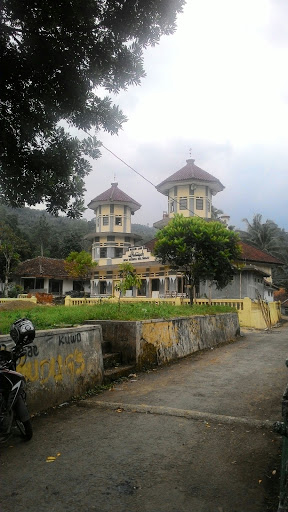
left=0, top=318, right=35, bottom=442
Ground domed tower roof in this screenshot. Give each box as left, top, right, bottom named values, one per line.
left=156, top=159, right=224, bottom=196
left=88, top=182, right=141, bottom=213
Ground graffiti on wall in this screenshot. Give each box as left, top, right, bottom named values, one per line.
left=17, top=347, right=85, bottom=385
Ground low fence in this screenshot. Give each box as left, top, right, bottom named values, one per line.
left=65, top=295, right=281, bottom=330
left=64, top=295, right=186, bottom=306
left=0, top=296, right=37, bottom=304
left=0, top=325, right=103, bottom=414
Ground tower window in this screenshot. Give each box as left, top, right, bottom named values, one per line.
left=103, top=216, right=109, bottom=225
left=115, top=217, right=122, bottom=226
left=100, top=247, right=107, bottom=258
left=196, top=198, right=203, bottom=210
left=115, top=248, right=123, bottom=258
left=170, top=201, right=175, bottom=213
left=179, top=197, right=187, bottom=210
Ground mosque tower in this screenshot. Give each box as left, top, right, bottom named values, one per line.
left=153, top=158, right=225, bottom=228
left=87, top=182, right=142, bottom=265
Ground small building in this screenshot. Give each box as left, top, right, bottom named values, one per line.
left=199, top=242, right=283, bottom=301
left=14, top=257, right=90, bottom=296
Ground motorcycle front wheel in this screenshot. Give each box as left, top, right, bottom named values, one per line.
left=16, top=419, right=33, bottom=441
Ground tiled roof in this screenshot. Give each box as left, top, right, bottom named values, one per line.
left=14, top=257, right=70, bottom=278
left=88, top=182, right=141, bottom=211
left=156, top=159, right=224, bottom=191
left=145, top=239, right=284, bottom=266
left=144, top=238, right=157, bottom=253
left=239, top=241, right=284, bottom=265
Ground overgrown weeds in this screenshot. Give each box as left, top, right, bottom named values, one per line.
left=0, top=302, right=236, bottom=335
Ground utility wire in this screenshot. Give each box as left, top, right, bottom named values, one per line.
left=100, top=142, right=204, bottom=220
left=101, top=143, right=155, bottom=188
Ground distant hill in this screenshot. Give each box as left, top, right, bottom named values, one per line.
left=0, top=204, right=94, bottom=234
left=131, top=223, right=157, bottom=244
left=0, top=203, right=157, bottom=257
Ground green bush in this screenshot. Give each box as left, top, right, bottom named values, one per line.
left=7, top=285, right=24, bottom=298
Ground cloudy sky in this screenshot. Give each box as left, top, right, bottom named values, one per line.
left=83, top=0, right=288, bottom=232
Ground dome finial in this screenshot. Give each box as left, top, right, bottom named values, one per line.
left=187, top=148, right=195, bottom=164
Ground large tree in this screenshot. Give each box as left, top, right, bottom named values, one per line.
left=241, top=214, right=283, bottom=254
left=154, top=215, right=241, bottom=304
left=0, top=0, right=184, bottom=217
left=0, top=222, right=29, bottom=296
left=64, top=250, right=97, bottom=292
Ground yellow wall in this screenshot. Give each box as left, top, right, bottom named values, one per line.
left=95, top=204, right=131, bottom=233
left=167, top=183, right=211, bottom=219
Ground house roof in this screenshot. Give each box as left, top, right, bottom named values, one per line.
left=144, top=239, right=284, bottom=266
left=156, top=159, right=224, bottom=196
left=88, top=182, right=141, bottom=213
left=14, top=257, right=70, bottom=278
left=239, top=241, right=284, bottom=265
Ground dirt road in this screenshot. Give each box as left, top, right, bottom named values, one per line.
left=1, top=324, right=288, bottom=512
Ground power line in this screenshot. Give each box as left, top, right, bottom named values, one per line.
left=100, top=142, right=204, bottom=220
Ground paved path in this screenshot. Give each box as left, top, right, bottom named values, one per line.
left=1, top=324, right=288, bottom=512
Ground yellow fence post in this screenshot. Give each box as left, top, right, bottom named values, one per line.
left=65, top=295, right=71, bottom=307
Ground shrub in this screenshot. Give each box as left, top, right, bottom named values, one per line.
left=35, top=292, right=53, bottom=304
left=8, top=285, right=24, bottom=298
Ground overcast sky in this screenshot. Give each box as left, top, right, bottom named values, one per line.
left=83, top=0, right=288, bottom=232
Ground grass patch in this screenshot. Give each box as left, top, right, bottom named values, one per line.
left=0, top=302, right=236, bottom=335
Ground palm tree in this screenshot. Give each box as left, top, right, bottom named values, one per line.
left=241, top=214, right=282, bottom=254
left=241, top=214, right=288, bottom=289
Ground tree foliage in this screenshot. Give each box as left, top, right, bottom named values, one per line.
left=116, top=262, right=142, bottom=304
left=241, top=214, right=284, bottom=254
left=64, top=250, right=97, bottom=294
left=64, top=251, right=96, bottom=284
left=0, top=0, right=184, bottom=217
left=0, top=222, right=28, bottom=296
left=154, top=215, right=241, bottom=304
left=0, top=202, right=94, bottom=258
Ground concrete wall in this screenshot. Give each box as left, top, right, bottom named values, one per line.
left=0, top=325, right=103, bottom=414
left=238, top=298, right=281, bottom=329
left=200, top=272, right=266, bottom=300
left=91, top=312, right=240, bottom=368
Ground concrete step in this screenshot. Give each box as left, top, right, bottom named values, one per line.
left=103, top=365, right=136, bottom=384
left=103, top=352, right=122, bottom=370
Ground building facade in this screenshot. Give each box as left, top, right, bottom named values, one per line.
left=11, top=159, right=282, bottom=300
left=14, top=257, right=90, bottom=296
left=87, top=158, right=250, bottom=300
